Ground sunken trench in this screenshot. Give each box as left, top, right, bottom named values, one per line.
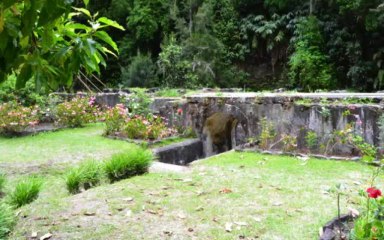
left=153, top=111, right=248, bottom=166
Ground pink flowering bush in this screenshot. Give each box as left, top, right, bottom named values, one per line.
left=0, top=102, right=39, bottom=135
left=103, top=104, right=177, bottom=140
left=103, top=104, right=129, bottom=136
left=55, top=96, right=100, bottom=128
left=124, top=115, right=177, bottom=140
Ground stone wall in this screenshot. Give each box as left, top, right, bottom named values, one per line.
left=182, top=93, right=384, bottom=157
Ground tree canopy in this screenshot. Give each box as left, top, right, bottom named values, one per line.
left=1, top=0, right=383, bottom=92
left=0, top=0, right=123, bottom=91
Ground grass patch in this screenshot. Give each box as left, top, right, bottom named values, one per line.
left=0, top=203, right=16, bottom=239
left=66, top=160, right=103, bottom=194
left=0, top=173, right=5, bottom=194
left=9, top=177, right=43, bottom=208
left=104, top=147, right=153, bottom=182
left=0, top=124, right=135, bottom=165
left=155, top=88, right=181, bottom=97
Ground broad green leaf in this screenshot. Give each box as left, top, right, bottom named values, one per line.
left=83, top=0, right=89, bottom=7
left=94, top=31, right=118, bottom=52
left=97, top=17, right=125, bottom=31
left=65, top=23, right=90, bottom=32
left=101, top=47, right=118, bottom=58
left=73, top=7, right=91, bottom=18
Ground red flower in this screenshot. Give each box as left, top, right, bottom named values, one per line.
left=367, top=187, right=382, bottom=199
left=177, top=108, right=183, bottom=115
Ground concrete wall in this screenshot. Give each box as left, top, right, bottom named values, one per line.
left=153, top=139, right=204, bottom=165
left=183, top=93, right=384, bottom=157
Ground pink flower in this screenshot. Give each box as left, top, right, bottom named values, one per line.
left=177, top=108, right=183, bottom=115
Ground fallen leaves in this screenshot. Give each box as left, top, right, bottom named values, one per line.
left=83, top=211, right=96, bottom=216
left=225, top=222, right=233, bottom=232
left=39, top=233, right=52, bottom=240
left=219, top=188, right=233, bottom=194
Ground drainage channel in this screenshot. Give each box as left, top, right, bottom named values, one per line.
left=152, top=139, right=205, bottom=166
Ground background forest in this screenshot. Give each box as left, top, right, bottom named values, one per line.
left=82, top=0, right=384, bottom=92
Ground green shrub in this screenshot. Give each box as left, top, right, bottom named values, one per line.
left=288, top=16, right=334, bottom=91
left=0, top=203, right=16, bottom=239
left=0, top=74, right=47, bottom=107
left=104, top=147, right=153, bottom=182
left=9, top=177, right=43, bottom=208
left=121, top=54, right=157, bottom=87
left=305, top=131, right=318, bottom=150
left=66, top=160, right=103, bottom=194
left=123, top=90, right=153, bottom=116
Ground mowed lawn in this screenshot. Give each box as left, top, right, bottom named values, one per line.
left=0, top=124, right=378, bottom=239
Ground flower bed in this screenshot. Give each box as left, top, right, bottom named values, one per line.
left=55, top=96, right=101, bottom=128
left=0, top=102, right=40, bottom=136
left=103, top=104, right=178, bottom=142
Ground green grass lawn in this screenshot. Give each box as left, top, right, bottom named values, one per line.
left=0, top=125, right=380, bottom=239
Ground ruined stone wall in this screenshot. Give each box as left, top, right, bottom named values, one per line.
left=183, top=93, right=384, bottom=157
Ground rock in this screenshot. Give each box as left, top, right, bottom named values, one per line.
left=40, top=233, right=52, bottom=240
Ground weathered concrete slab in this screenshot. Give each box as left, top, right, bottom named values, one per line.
left=181, top=92, right=384, bottom=157
left=153, top=139, right=204, bottom=165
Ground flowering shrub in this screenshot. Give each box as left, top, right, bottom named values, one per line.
left=103, top=103, right=177, bottom=140
left=103, top=104, right=129, bottom=136
left=124, top=115, right=176, bottom=140
left=350, top=161, right=383, bottom=240
left=0, top=102, right=39, bottom=135
left=55, top=96, right=100, bottom=128
left=351, top=187, right=384, bottom=239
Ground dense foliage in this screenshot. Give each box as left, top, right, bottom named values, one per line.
left=1, top=0, right=383, bottom=92
left=85, top=0, right=383, bottom=91
left=0, top=0, right=123, bottom=91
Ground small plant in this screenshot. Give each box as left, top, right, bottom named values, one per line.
left=124, top=90, right=153, bottom=117
left=281, top=134, right=297, bottom=152
left=9, top=177, right=43, bottom=208
left=294, top=98, right=313, bottom=106
left=104, top=147, right=153, bottom=182
left=0, top=102, right=39, bottom=136
left=305, top=131, right=318, bottom=151
left=66, top=160, right=103, bottom=194
left=0, top=203, right=16, bottom=239
left=55, top=96, right=100, bottom=128
left=259, top=118, right=276, bottom=150
left=342, top=109, right=351, bottom=117
left=319, top=106, right=331, bottom=118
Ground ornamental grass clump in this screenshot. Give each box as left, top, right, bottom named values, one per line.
left=55, top=96, right=100, bottom=128
left=104, top=147, right=153, bottom=182
left=9, top=177, right=43, bottom=208
left=0, top=203, right=16, bottom=239
left=0, top=102, right=39, bottom=136
left=66, top=160, right=103, bottom=194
